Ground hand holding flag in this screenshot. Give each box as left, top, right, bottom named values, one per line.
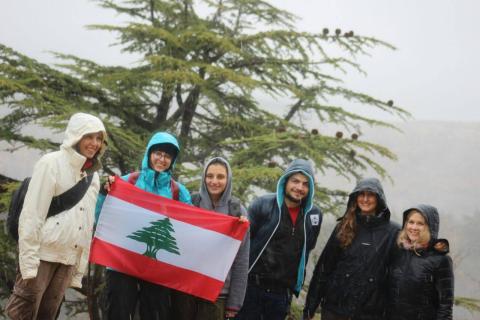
left=90, top=178, right=249, bottom=301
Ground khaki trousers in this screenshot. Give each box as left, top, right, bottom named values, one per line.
left=5, top=260, right=74, bottom=320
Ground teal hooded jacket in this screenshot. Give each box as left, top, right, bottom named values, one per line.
left=95, top=132, right=191, bottom=221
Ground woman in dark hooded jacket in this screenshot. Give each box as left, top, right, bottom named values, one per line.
left=171, top=157, right=249, bottom=320
left=303, top=177, right=400, bottom=320
left=387, top=204, right=454, bottom=320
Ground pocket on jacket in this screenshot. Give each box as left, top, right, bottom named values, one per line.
left=41, top=211, right=75, bottom=246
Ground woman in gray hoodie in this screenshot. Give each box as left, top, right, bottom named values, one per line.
left=171, top=157, right=250, bottom=320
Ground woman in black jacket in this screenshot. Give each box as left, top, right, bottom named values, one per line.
left=387, top=204, right=454, bottom=320
left=303, top=177, right=400, bottom=320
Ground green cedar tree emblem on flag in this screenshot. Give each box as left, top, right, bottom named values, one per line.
left=127, top=217, right=180, bottom=259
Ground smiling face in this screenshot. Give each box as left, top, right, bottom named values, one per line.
left=149, top=150, right=173, bottom=172
left=405, top=211, right=427, bottom=243
left=77, top=131, right=103, bottom=159
left=284, top=173, right=309, bottom=207
left=356, top=190, right=378, bottom=215
left=205, top=163, right=228, bottom=202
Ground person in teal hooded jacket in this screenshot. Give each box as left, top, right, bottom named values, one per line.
left=95, top=132, right=191, bottom=320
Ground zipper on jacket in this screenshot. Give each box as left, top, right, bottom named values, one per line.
left=248, top=200, right=282, bottom=272
left=292, top=227, right=295, bottom=236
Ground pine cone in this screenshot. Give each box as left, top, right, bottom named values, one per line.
left=387, top=100, right=394, bottom=106
left=322, top=28, right=329, bottom=35
left=335, top=28, right=341, bottom=36
left=351, top=133, right=358, bottom=140
left=335, top=131, right=343, bottom=139
left=311, top=129, right=319, bottom=135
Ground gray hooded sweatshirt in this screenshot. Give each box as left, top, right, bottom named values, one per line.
left=196, top=157, right=250, bottom=311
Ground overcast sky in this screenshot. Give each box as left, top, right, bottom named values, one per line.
left=1, top=0, right=479, bottom=122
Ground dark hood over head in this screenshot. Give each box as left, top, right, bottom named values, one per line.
left=276, top=159, right=315, bottom=212
left=403, top=204, right=440, bottom=240
left=347, top=177, right=388, bottom=214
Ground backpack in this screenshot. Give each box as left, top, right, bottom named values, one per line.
left=190, top=193, right=243, bottom=217
left=7, top=174, right=94, bottom=242
left=127, top=171, right=180, bottom=201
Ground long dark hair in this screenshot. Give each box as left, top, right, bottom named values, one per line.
left=336, top=203, right=358, bottom=248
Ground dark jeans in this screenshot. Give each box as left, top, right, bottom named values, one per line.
left=171, top=290, right=226, bottom=320
left=236, top=284, right=291, bottom=320
left=105, top=269, right=170, bottom=320
left=321, top=308, right=352, bottom=320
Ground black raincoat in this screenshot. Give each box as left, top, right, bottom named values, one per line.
left=304, top=178, right=400, bottom=320
left=387, top=204, right=454, bottom=320
left=248, top=159, right=322, bottom=295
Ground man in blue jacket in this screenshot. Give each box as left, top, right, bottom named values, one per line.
left=237, top=159, right=322, bottom=320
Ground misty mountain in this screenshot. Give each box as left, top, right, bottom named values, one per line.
left=318, top=120, right=480, bottom=221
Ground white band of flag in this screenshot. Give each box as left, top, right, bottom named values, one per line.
left=90, top=178, right=249, bottom=301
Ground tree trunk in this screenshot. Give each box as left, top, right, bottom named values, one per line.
left=179, top=85, right=201, bottom=144
left=155, top=84, right=174, bottom=127
left=179, top=68, right=205, bottom=144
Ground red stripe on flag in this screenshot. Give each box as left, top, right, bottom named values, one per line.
left=109, top=178, right=248, bottom=241
left=90, top=237, right=224, bottom=301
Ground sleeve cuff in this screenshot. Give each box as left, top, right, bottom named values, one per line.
left=225, top=306, right=240, bottom=312
left=21, top=269, right=38, bottom=280
left=70, top=274, right=83, bottom=288
left=19, top=262, right=39, bottom=280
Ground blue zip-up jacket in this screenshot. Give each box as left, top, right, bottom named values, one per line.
left=95, top=132, right=191, bottom=221
left=248, top=159, right=322, bottom=295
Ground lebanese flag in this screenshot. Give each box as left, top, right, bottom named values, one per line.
left=90, top=178, right=249, bottom=302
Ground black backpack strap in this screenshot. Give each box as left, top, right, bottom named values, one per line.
left=47, top=174, right=94, bottom=218
left=191, top=192, right=201, bottom=207
left=8, top=174, right=94, bottom=242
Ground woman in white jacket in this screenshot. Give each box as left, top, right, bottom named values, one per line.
left=5, top=112, right=107, bottom=320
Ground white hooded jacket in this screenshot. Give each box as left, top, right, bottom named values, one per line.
left=18, top=113, right=106, bottom=288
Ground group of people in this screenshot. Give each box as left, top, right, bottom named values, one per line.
left=5, top=112, right=454, bottom=320
left=303, top=180, right=454, bottom=320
